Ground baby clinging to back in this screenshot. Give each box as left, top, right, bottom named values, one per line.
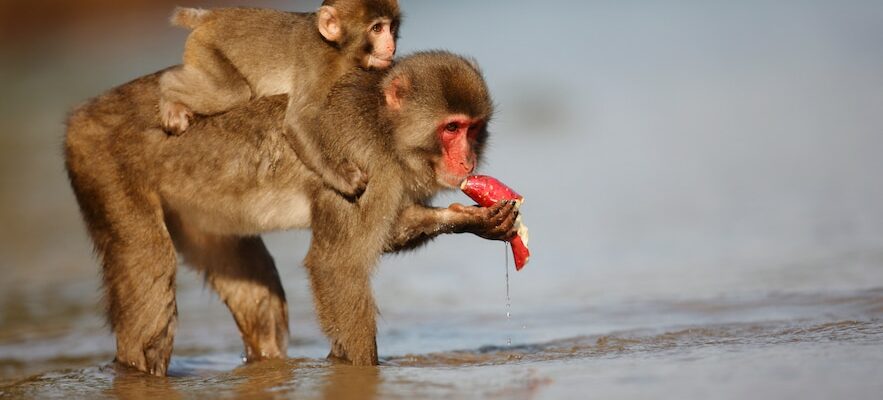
left=159, top=0, right=400, bottom=197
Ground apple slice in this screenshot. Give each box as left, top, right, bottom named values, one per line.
left=461, top=175, right=531, bottom=270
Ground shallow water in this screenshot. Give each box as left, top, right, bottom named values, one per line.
left=3, top=0, right=883, bottom=398
left=2, top=289, right=881, bottom=399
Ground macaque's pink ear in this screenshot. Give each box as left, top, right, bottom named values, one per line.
left=384, top=75, right=410, bottom=111
left=317, top=6, right=343, bottom=42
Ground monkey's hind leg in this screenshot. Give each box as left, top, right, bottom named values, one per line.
left=67, top=181, right=178, bottom=375
left=165, top=214, right=289, bottom=361
left=159, top=39, right=252, bottom=135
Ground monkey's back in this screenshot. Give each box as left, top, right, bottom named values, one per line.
left=65, top=69, right=322, bottom=237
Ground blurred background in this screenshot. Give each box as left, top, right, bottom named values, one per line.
left=2, top=0, right=882, bottom=390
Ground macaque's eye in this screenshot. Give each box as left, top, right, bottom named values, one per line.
left=445, top=122, right=459, bottom=132
left=372, top=23, right=383, bottom=33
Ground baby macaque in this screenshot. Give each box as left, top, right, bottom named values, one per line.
left=159, top=0, right=400, bottom=197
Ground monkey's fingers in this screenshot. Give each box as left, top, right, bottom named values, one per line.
left=335, top=160, right=368, bottom=199
left=495, top=201, right=520, bottom=241
left=351, top=168, right=368, bottom=196
left=160, top=100, right=193, bottom=136
left=473, top=201, right=519, bottom=242
left=483, top=199, right=516, bottom=224
left=451, top=201, right=510, bottom=219
left=486, top=199, right=513, bottom=217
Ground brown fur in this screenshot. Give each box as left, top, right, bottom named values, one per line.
left=300, top=52, right=497, bottom=364
left=159, top=1, right=400, bottom=199
left=65, top=52, right=516, bottom=376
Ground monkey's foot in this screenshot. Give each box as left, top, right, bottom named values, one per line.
left=326, top=340, right=353, bottom=364
left=160, top=100, right=193, bottom=135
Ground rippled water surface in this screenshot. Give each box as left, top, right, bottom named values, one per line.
left=2, top=289, right=882, bottom=399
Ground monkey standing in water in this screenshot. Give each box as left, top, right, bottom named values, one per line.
left=305, top=52, right=500, bottom=364
left=65, top=51, right=518, bottom=375
left=160, top=0, right=400, bottom=197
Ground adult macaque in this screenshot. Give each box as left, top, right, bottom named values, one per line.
left=65, top=51, right=516, bottom=376
left=160, top=0, right=400, bottom=198
left=304, top=51, right=500, bottom=365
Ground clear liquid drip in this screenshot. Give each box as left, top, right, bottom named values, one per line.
left=505, top=242, right=512, bottom=347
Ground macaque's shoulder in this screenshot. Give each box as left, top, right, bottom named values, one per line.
left=328, top=70, right=384, bottom=100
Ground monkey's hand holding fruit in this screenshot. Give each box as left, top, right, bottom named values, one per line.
left=461, top=175, right=531, bottom=270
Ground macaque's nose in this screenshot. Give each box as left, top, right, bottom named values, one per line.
left=461, top=158, right=476, bottom=174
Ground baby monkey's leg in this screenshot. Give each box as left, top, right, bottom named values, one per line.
left=159, top=39, right=252, bottom=135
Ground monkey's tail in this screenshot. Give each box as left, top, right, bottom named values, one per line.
left=170, top=7, right=213, bottom=30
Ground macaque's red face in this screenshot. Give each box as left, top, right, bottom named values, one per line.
left=381, top=63, right=490, bottom=190
left=435, top=114, right=483, bottom=188
left=365, top=18, right=397, bottom=69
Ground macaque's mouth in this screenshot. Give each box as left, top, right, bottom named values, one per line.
left=367, top=58, right=394, bottom=71
left=370, top=56, right=394, bottom=66
left=438, top=172, right=468, bottom=189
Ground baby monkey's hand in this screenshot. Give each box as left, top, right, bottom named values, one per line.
left=160, top=99, right=193, bottom=135
left=331, top=160, right=368, bottom=199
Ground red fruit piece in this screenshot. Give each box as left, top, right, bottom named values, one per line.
left=461, top=175, right=531, bottom=270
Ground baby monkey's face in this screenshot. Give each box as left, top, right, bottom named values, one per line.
left=363, top=17, right=398, bottom=69
left=316, top=1, right=400, bottom=70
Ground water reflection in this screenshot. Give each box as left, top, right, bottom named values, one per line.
left=2, top=308, right=881, bottom=399
left=229, top=359, right=296, bottom=399
left=108, top=364, right=181, bottom=400
left=106, top=358, right=381, bottom=400
left=318, top=365, right=380, bottom=400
